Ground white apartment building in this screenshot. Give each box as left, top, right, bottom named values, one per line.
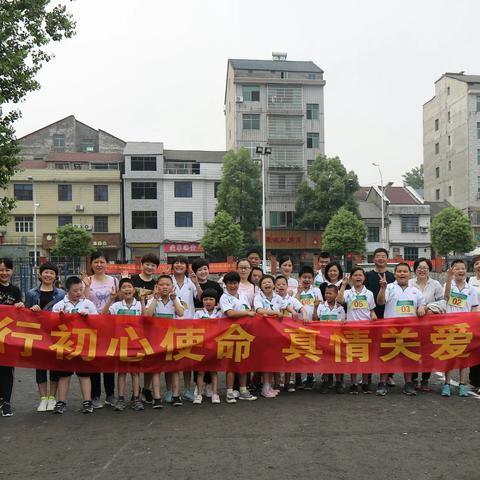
left=224, top=52, right=325, bottom=229
left=423, top=72, right=480, bottom=240
left=122, top=142, right=225, bottom=261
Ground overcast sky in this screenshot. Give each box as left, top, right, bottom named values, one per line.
left=13, top=0, right=480, bottom=186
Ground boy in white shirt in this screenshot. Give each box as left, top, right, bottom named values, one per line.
left=219, top=272, right=257, bottom=404
left=314, top=285, right=346, bottom=321
left=51, top=276, right=98, bottom=414
left=442, top=260, right=479, bottom=397
left=377, top=263, right=426, bottom=396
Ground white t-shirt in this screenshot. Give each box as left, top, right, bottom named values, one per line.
left=344, top=286, right=376, bottom=321
left=384, top=282, right=426, bottom=318
left=193, top=307, right=222, bottom=319
left=317, top=302, right=345, bottom=321
left=219, top=292, right=251, bottom=314
left=444, top=281, right=479, bottom=313
left=314, top=271, right=325, bottom=288
left=297, top=287, right=323, bottom=321
left=172, top=276, right=197, bottom=318
left=52, top=296, right=98, bottom=315
left=287, top=277, right=298, bottom=297
left=468, top=276, right=480, bottom=297
left=253, top=291, right=288, bottom=313
left=146, top=297, right=177, bottom=318
left=108, top=298, right=143, bottom=316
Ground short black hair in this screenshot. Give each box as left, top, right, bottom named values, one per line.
left=324, top=261, right=343, bottom=282
left=0, top=258, right=13, bottom=270
left=247, top=266, right=263, bottom=284
left=450, top=258, right=467, bottom=268
left=119, top=277, right=134, bottom=288
left=413, top=257, right=432, bottom=272
left=394, top=262, right=411, bottom=272
left=325, top=284, right=339, bottom=294
left=141, top=253, right=160, bottom=267
left=279, top=256, right=293, bottom=267
left=223, top=271, right=240, bottom=284
left=259, top=274, right=275, bottom=288
left=350, top=266, right=366, bottom=277
left=319, top=252, right=331, bottom=259
left=373, top=248, right=389, bottom=257
left=274, top=275, right=288, bottom=283
left=66, top=276, right=82, bottom=290
left=191, top=258, right=209, bottom=273
left=299, top=265, right=314, bottom=277
left=201, top=288, right=218, bottom=303
left=39, top=262, right=58, bottom=277
left=170, top=255, right=189, bottom=268
left=246, top=248, right=261, bottom=257
left=472, top=255, right=480, bottom=266
left=157, top=274, right=173, bottom=283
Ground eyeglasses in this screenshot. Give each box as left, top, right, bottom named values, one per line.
left=238, top=266, right=251, bottom=270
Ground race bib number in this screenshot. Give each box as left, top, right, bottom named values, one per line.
left=180, top=300, right=188, bottom=310
left=282, top=308, right=292, bottom=317
left=448, top=291, right=468, bottom=309
left=70, top=308, right=79, bottom=314
left=351, top=295, right=369, bottom=310
left=300, top=294, right=315, bottom=306
left=117, top=309, right=138, bottom=316
left=395, top=300, right=415, bottom=315
left=320, top=314, right=338, bottom=321
left=153, top=313, right=174, bottom=318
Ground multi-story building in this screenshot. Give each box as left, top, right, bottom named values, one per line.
left=423, top=72, right=480, bottom=240
left=123, top=142, right=225, bottom=262
left=357, top=186, right=432, bottom=262
left=0, top=116, right=125, bottom=260
left=224, top=52, right=325, bottom=229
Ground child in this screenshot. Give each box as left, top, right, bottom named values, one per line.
left=193, top=289, right=222, bottom=404
left=0, top=258, right=24, bottom=417
left=219, top=271, right=257, bottom=403
left=26, top=262, right=66, bottom=412
left=51, top=276, right=98, bottom=414
left=103, top=278, right=148, bottom=411
left=254, top=275, right=291, bottom=398
left=248, top=267, right=264, bottom=291
left=279, top=256, right=298, bottom=296
left=146, top=275, right=185, bottom=406
left=442, top=260, right=479, bottom=397
left=337, top=267, right=377, bottom=394
left=376, top=263, right=426, bottom=396
left=295, top=265, right=323, bottom=390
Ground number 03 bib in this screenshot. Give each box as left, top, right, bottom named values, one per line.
left=448, top=291, right=467, bottom=309
left=395, top=300, right=415, bottom=315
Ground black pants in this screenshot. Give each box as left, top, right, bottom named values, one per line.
left=90, top=373, right=115, bottom=398
left=469, top=364, right=480, bottom=388
left=36, top=369, right=60, bottom=384
left=0, top=366, right=14, bottom=403
left=412, top=372, right=431, bottom=382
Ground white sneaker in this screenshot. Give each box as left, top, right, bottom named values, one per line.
left=46, top=397, right=56, bottom=411
left=193, top=394, right=203, bottom=405
left=211, top=393, right=220, bottom=404
left=206, top=383, right=213, bottom=398
left=232, top=389, right=240, bottom=398
left=226, top=392, right=237, bottom=404
left=37, top=397, right=48, bottom=412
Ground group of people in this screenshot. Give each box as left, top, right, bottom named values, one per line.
left=0, top=247, right=479, bottom=418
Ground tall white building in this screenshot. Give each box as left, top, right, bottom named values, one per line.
left=224, top=53, right=325, bottom=229
left=423, top=72, right=480, bottom=240
left=122, top=142, right=225, bottom=261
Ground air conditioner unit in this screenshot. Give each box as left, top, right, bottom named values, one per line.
left=75, top=204, right=84, bottom=212
left=84, top=224, right=93, bottom=231
left=420, top=226, right=429, bottom=233
left=235, top=96, right=243, bottom=103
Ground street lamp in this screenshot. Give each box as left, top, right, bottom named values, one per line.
left=27, top=176, right=39, bottom=266
left=256, top=146, right=272, bottom=273
left=372, top=163, right=386, bottom=248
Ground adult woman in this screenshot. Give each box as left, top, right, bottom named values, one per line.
left=409, top=257, right=444, bottom=391
left=279, top=256, right=298, bottom=296
left=319, top=261, right=347, bottom=299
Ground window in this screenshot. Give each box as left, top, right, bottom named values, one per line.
left=308, top=73, right=316, bottom=80
left=214, top=182, right=221, bottom=198
left=478, top=149, right=480, bottom=166
left=15, top=216, right=33, bottom=233
left=435, top=189, right=440, bottom=200
left=477, top=96, right=480, bottom=112
left=91, top=163, right=119, bottom=170
left=54, top=162, right=69, bottom=169
left=94, top=215, right=108, bottom=233
left=132, top=211, right=157, bottom=229
left=242, top=85, right=260, bottom=102
left=131, top=182, right=157, bottom=200
left=404, top=247, right=419, bottom=261
left=94, top=185, right=108, bottom=201
left=367, top=226, right=380, bottom=242
left=14, top=183, right=33, bottom=201
left=53, top=134, right=65, bottom=151
left=131, top=156, right=157, bottom=171
left=435, top=118, right=439, bottom=131
left=307, top=132, right=320, bottom=148
left=175, top=212, right=193, bottom=227
left=448, top=185, right=452, bottom=196
left=447, top=86, right=450, bottom=95
left=435, top=142, right=439, bottom=154
left=58, top=215, right=72, bottom=227
left=401, top=216, right=419, bottom=233
left=242, top=114, right=260, bottom=130
left=174, top=181, right=192, bottom=198
left=270, top=211, right=294, bottom=228
left=280, top=71, right=288, bottom=79
left=448, top=160, right=452, bottom=171
left=80, top=139, right=95, bottom=152
left=164, top=161, right=200, bottom=174
left=58, top=184, right=72, bottom=201
left=306, top=104, right=319, bottom=120
left=435, top=167, right=440, bottom=178
left=477, top=176, right=480, bottom=193
left=448, top=111, right=451, bottom=122
left=448, top=135, right=451, bottom=146
left=477, top=122, right=480, bottom=140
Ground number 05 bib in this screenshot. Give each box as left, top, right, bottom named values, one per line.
left=395, top=300, right=415, bottom=315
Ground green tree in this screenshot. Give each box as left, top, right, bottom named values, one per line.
left=52, top=225, right=94, bottom=258
left=431, top=207, right=475, bottom=255
left=0, top=1, right=76, bottom=225
left=295, top=155, right=360, bottom=229
left=321, top=207, right=367, bottom=257
left=216, top=148, right=262, bottom=240
left=201, top=211, right=244, bottom=259
left=402, top=164, right=424, bottom=190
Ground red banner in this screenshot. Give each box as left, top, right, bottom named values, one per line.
left=0, top=306, right=479, bottom=374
